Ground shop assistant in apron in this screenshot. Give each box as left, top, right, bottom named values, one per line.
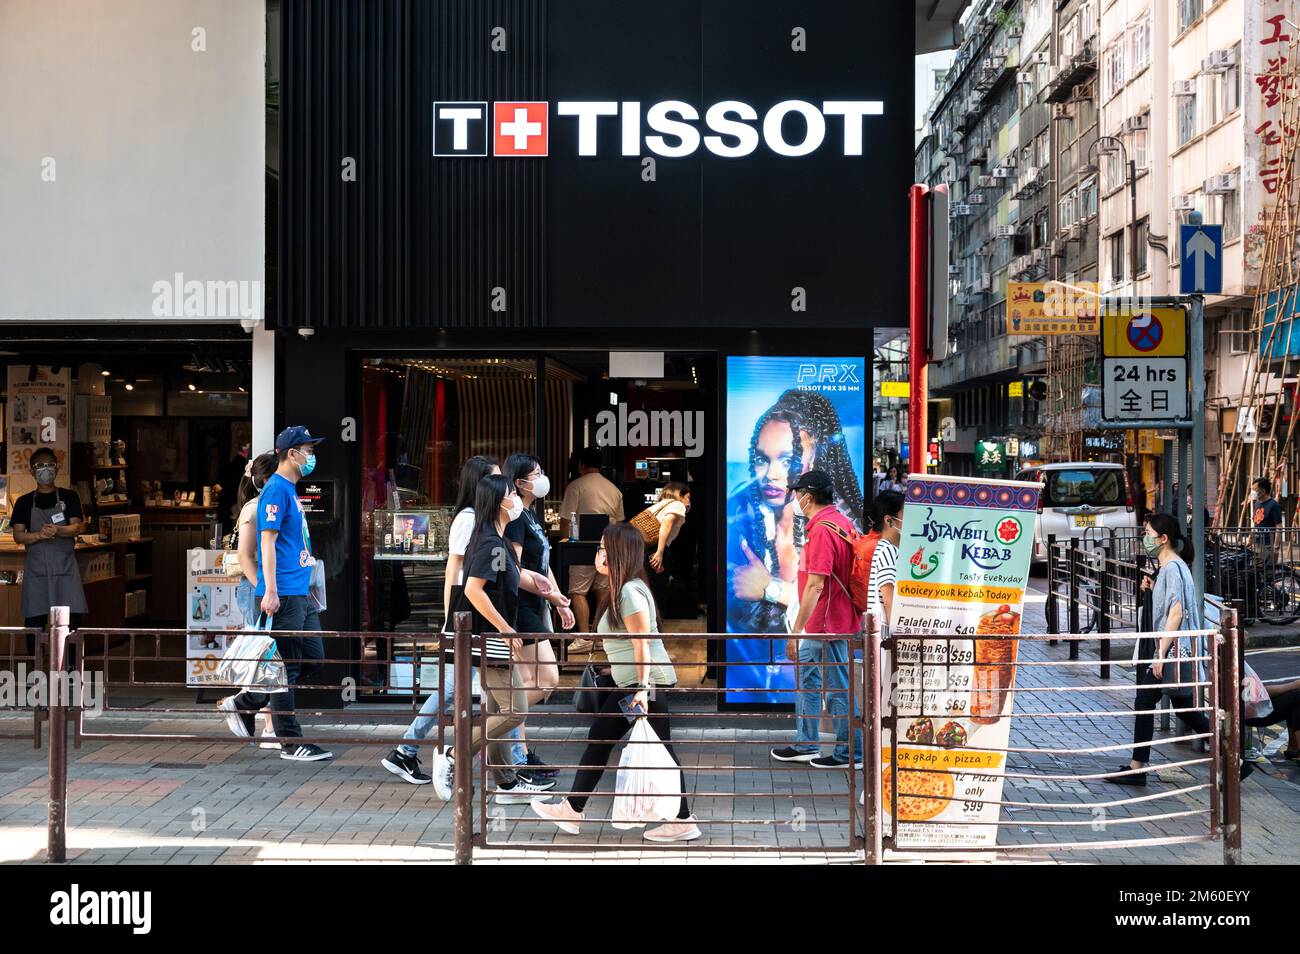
left=11, top=452, right=88, bottom=626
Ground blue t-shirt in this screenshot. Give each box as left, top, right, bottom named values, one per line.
left=254, top=473, right=314, bottom=597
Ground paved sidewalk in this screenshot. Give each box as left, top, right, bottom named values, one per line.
left=1, top=586, right=1297, bottom=864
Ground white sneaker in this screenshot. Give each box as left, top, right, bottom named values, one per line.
left=258, top=717, right=278, bottom=749
left=494, top=774, right=557, bottom=804
left=431, top=749, right=454, bottom=801
left=644, top=816, right=702, bottom=843
left=217, top=695, right=253, bottom=738
left=530, top=797, right=584, bottom=834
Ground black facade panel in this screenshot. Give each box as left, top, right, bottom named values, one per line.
left=699, top=0, right=913, bottom=327
left=546, top=0, right=703, bottom=327
left=278, top=0, right=912, bottom=331
left=279, top=0, right=411, bottom=328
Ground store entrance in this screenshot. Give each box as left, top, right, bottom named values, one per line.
left=358, top=350, right=716, bottom=693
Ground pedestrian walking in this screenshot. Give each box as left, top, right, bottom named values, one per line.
left=381, top=455, right=538, bottom=785
left=430, top=474, right=557, bottom=803
left=1111, top=513, right=1211, bottom=785
left=531, top=522, right=701, bottom=841
left=226, top=450, right=278, bottom=747
left=218, top=426, right=333, bottom=762
left=505, top=452, right=574, bottom=779
left=768, top=469, right=863, bottom=768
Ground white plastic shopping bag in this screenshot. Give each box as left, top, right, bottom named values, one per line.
left=611, top=718, right=682, bottom=829
left=215, top=614, right=288, bottom=693
left=1242, top=662, right=1273, bottom=721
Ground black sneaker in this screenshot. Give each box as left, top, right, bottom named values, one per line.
left=218, top=695, right=256, bottom=739
left=494, top=774, right=557, bottom=804
left=280, top=743, right=333, bottom=762
left=381, top=749, right=431, bottom=784
left=1109, top=765, right=1149, bottom=786
left=771, top=746, right=820, bottom=763
left=809, top=755, right=863, bottom=769
left=524, top=750, right=558, bottom=779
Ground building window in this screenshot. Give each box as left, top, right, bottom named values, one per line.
left=1224, top=44, right=1242, bottom=116
left=1081, top=176, right=1099, bottom=218
left=1105, top=151, right=1125, bottom=193
left=1131, top=124, right=1149, bottom=169
left=1106, top=42, right=1125, bottom=99
left=1219, top=187, right=1242, bottom=242
left=1130, top=15, right=1152, bottom=73
left=1109, top=231, right=1125, bottom=285
left=1060, top=189, right=1079, bottom=229
left=1179, top=0, right=1203, bottom=32
left=1178, top=89, right=1197, bottom=145
left=1132, top=218, right=1149, bottom=276
left=1226, top=309, right=1251, bottom=355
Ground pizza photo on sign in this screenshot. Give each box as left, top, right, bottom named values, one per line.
left=882, top=765, right=955, bottom=822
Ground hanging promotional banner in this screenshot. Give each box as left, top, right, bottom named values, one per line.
left=5, top=366, right=71, bottom=502
left=185, top=549, right=254, bottom=687
left=884, top=474, right=1041, bottom=849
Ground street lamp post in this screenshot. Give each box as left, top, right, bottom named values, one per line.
left=1086, top=135, right=1137, bottom=282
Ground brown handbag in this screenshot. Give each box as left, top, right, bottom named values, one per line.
left=630, top=500, right=667, bottom=545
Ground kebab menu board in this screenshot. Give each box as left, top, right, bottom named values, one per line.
left=884, top=474, right=1041, bottom=849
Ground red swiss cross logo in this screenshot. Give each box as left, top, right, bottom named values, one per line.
left=493, top=102, right=548, bottom=156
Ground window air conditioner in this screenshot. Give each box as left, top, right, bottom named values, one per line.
left=1172, top=80, right=1197, bottom=97
left=1172, top=194, right=1196, bottom=211
left=1204, top=173, right=1238, bottom=194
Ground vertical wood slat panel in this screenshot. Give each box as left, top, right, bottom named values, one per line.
left=279, top=0, right=546, bottom=330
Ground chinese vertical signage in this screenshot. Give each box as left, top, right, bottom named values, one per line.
left=1006, top=282, right=1100, bottom=335
left=884, top=475, right=1041, bottom=848
left=1245, top=7, right=1293, bottom=286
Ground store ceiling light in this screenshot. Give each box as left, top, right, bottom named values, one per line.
left=100, top=369, right=111, bottom=377
left=124, top=377, right=136, bottom=391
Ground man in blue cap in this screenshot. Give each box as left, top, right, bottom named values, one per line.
left=219, top=426, right=333, bottom=761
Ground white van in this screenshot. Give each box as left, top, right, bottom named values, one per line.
left=1014, top=462, right=1138, bottom=564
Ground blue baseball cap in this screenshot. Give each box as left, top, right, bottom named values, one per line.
left=275, top=425, right=325, bottom=453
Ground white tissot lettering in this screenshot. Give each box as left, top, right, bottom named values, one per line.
left=557, top=101, right=618, bottom=156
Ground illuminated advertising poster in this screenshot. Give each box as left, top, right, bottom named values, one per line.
left=723, top=356, right=866, bottom=704
left=185, top=549, right=255, bottom=687
left=884, top=474, right=1040, bottom=848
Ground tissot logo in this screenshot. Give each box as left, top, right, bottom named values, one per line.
left=432, top=99, right=883, bottom=158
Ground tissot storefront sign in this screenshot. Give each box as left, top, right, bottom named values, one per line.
left=278, top=0, right=914, bottom=330
left=433, top=99, right=886, bottom=158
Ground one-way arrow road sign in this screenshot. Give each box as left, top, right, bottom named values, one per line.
left=1180, top=224, right=1223, bottom=295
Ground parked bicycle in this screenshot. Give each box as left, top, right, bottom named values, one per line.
left=1204, top=536, right=1300, bottom=625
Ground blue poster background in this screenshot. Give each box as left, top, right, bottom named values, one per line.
left=724, top=356, right=866, bottom=704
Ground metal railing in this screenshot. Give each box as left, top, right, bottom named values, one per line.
left=0, top=626, right=46, bottom=744
left=19, top=604, right=1244, bottom=865
left=1049, top=525, right=1300, bottom=630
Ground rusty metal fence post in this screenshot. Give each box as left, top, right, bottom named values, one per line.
left=1067, top=538, right=1080, bottom=659
left=1097, top=540, right=1111, bottom=679
left=46, top=605, right=70, bottom=863
left=1220, top=606, right=1242, bottom=865
left=862, top=612, right=883, bottom=865
left=453, top=611, right=474, bottom=865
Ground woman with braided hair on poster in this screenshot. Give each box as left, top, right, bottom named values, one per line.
left=725, top=387, right=864, bottom=697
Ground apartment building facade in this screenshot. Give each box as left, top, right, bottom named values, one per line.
left=1097, top=0, right=1282, bottom=509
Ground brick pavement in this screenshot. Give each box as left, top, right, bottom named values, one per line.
left=0, top=584, right=1297, bottom=864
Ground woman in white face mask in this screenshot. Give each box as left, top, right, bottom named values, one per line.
left=504, top=454, right=574, bottom=780
left=12, top=449, right=87, bottom=645
left=1111, top=513, right=1213, bottom=787
left=430, top=474, right=557, bottom=804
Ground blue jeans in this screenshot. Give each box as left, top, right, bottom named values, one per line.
left=398, top=661, right=526, bottom=764
left=235, top=579, right=257, bottom=625
left=792, top=638, right=861, bottom=763
left=233, top=594, right=324, bottom=742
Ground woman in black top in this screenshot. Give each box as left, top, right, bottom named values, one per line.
left=430, top=474, right=557, bottom=804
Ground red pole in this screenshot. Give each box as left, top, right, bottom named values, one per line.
left=909, top=184, right=929, bottom=475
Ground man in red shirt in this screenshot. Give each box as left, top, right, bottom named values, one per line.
left=769, top=470, right=863, bottom=769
